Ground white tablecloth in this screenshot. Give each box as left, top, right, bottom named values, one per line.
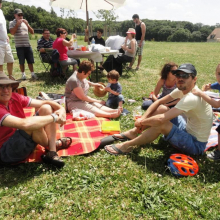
left=67, top=50, right=119, bottom=62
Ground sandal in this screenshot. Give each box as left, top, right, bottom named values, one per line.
left=104, top=144, right=131, bottom=155
left=56, top=137, right=72, bottom=151
left=41, top=151, right=65, bottom=168
left=113, top=133, right=131, bottom=142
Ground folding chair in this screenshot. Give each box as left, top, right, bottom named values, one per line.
left=37, top=40, right=53, bottom=72
left=122, top=48, right=138, bottom=75
left=15, top=87, right=27, bottom=96
left=45, top=49, right=69, bottom=77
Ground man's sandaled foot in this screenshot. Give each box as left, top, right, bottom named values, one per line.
left=56, top=137, right=72, bottom=151
left=104, top=144, right=131, bottom=155
left=41, top=151, right=65, bottom=168
left=113, top=133, right=131, bottom=142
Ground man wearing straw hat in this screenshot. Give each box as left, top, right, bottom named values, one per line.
left=0, top=72, right=70, bottom=167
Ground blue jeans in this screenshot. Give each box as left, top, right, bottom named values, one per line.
left=164, top=115, right=207, bottom=155
left=106, top=94, right=124, bottom=109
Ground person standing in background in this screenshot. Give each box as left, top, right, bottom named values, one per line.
left=0, top=0, right=14, bottom=79
left=9, top=9, right=37, bottom=80
left=130, top=14, right=146, bottom=71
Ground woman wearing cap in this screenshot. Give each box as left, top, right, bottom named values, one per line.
left=103, top=28, right=137, bottom=76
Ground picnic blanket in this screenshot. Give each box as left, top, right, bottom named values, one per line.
left=23, top=107, right=109, bottom=163
left=205, top=122, right=219, bottom=152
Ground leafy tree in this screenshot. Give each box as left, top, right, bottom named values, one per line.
left=191, top=31, right=202, bottom=42
left=169, top=28, right=191, bottom=42
left=184, top=22, right=194, bottom=33
left=94, top=9, right=118, bottom=35
left=158, top=26, right=174, bottom=41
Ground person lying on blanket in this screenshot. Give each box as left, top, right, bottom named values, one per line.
left=65, top=60, right=121, bottom=118
left=0, top=71, right=72, bottom=168
left=104, top=63, right=213, bottom=156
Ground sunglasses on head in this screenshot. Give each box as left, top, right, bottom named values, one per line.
left=173, top=72, right=192, bottom=79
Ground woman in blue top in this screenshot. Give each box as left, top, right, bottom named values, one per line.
left=142, top=62, right=179, bottom=110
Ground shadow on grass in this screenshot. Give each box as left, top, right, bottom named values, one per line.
left=111, top=137, right=220, bottom=184
left=0, top=162, right=63, bottom=187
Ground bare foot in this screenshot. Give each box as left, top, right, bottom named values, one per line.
left=118, top=106, right=123, bottom=112
left=110, top=110, right=121, bottom=118
left=9, top=75, right=15, bottom=80
left=113, top=129, right=138, bottom=140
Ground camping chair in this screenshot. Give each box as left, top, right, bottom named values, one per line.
left=15, top=87, right=27, bottom=96
left=37, top=40, right=53, bottom=72
left=122, top=48, right=138, bottom=75
left=45, top=49, right=70, bottom=77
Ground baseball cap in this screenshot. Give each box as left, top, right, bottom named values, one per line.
left=172, top=63, right=197, bottom=76
left=126, top=28, right=136, bottom=34
left=14, top=9, right=23, bottom=14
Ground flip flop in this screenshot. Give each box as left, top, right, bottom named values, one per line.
left=99, top=136, right=115, bottom=148
left=104, top=144, right=131, bottom=155
left=56, top=137, right=72, bottom=151
left=113, top=133, right=131, bottom=142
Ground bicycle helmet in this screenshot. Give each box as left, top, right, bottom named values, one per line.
left=167, top=154, right=199, bottom=177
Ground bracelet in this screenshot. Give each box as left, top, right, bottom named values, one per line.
left=51, top=113, right=58, bottom=122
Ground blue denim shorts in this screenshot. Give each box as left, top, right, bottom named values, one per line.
left=164, top=115, right=207, bottom=155
left=106, top=94, right=124, bottom=109
left=0, top=130, right=36, bottom=164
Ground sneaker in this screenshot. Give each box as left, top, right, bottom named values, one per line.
left=31, top=73, right=38, bottom=80
left=207, top=149, right=220, bottom=160
left=41, top=151, right=65, bottom=168
left=21, top=74, right=26, bottom=80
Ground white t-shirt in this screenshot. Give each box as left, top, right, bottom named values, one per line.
left=170, top=86, right=213, bottom=142
left=0, top=9, right=8, bottom=45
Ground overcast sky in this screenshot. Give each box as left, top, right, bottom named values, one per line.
left=4, top=0, right=220, bottom=26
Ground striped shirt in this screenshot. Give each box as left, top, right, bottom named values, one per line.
left=37, top=36, right=54, bottom=60
left=9, top=19, right=30, bottom=48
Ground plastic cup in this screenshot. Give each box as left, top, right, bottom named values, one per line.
left=81, top=46, right=86, bottom=51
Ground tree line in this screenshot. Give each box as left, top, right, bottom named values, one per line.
left=2, top=1, right=215, bottom=42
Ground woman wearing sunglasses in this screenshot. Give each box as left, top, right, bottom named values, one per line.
left=53, top=28, right=78, bottom=78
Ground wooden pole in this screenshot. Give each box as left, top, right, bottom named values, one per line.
left=86, top=0, right=89, bottom=45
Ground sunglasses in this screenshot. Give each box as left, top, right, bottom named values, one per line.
left=18, top=14, right=23, bottom=16
left=0, top=84, right=12, bottom=90
left=173, top=72, right=192, bottom=79
left=62, top=32, right=67, bottom=35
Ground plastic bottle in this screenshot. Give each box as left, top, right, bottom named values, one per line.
left=73, top=37, right=78, bottom=50
left=91, top=38, right=95, bottom=45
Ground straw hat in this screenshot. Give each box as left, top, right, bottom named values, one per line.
left=126, top=28, right=136, bottom=34
left=93, top=82, right=107, bottom=97
left=0, top=71, right=20, bottom=90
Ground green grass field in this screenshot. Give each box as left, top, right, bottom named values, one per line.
left=1, top=39, right=220, bottom=220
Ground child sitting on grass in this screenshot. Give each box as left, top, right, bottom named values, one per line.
left=104, top=70, right=124, bottom=110
left=192, top=87, right=220, bottom=160
left=202, top=64, right=220, bottom=92
left=142, top=62, right=179, bottom=110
